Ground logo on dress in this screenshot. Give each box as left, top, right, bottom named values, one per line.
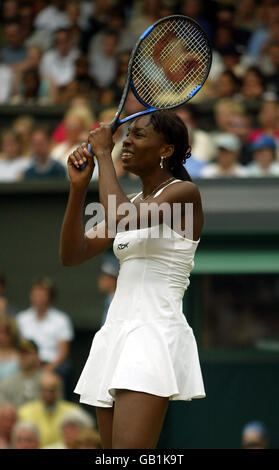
left=117, top=242, right=129, bottom=250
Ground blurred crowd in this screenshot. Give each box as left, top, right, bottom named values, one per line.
left=0, top=273, right=103, bottom=449
left=0, top=0, right=278, bottom=182
left=0, top=250, right=122, bottom=449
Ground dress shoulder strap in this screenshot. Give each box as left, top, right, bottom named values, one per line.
left=129, top=179, right=182, bottom=202
left=153, top=179, right=182, bottom=197
left=129, top=192, right=142, bottom=203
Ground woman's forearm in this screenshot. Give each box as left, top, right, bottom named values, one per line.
left=97, top=153, right=130, bottom=225
left=59, top=183, right=88, bottom=266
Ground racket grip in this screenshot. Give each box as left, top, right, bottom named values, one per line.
left=79, top=144, right=93, bottom=170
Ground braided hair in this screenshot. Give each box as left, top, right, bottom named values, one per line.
left=150, top=110, right=192, bottom=182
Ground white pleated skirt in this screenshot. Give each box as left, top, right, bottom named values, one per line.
left=74, top=318, right=206, bottom=408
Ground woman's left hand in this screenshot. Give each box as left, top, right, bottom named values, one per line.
left=88, top=123, right=114, bottom=160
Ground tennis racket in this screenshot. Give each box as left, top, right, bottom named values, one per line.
left=81, top=14, right=212, bottom=169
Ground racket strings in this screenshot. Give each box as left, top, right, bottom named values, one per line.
left=132, top=18, right=210, bottom=108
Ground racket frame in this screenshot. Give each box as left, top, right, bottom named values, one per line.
left=85, top=15, right=212, bottom=160
left=109, top=14, right=212, bottom=133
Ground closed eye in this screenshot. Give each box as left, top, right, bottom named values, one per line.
left=126, top=126, right=146, bottom=138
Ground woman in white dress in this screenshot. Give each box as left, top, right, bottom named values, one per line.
left=60, top=110, right=205, bottom=449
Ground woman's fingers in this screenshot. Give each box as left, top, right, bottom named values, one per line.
left=68, top=144, right=92, bottom=169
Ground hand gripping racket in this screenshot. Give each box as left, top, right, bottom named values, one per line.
left=81, top=14, right=212, bottom=169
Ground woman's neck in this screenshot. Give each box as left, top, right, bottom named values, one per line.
left=140, top=171, right=173, bottom=197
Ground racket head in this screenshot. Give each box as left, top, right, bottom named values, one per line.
left=110, top=14, right=212, bottom=132
left=131, top=15, right=212, bottom=109
left=85, top=15, right=212, bottom=163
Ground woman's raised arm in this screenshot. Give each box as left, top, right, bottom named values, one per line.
left=59, top=144, right=114, bottom=267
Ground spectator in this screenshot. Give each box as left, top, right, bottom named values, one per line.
left=214, top=24, right=236, bottom=55
left=33, top=0, right=71, bottom=34
left=213, top=98, right=245, bottom=134
left=127, top=0, right=160, bottom=37
left=21, top=127, right=66, bottom=180
left=249, top=99, right=279, bottom=159
left=40, top=28, right=80, bottom=89
left=51, top=97, right=96, bottom=145
left=10, top=45, right=56, bottom=104
left=227, top=112, right=254, bottom=165
left=51, top=107, right=95, bottom=169
left=0, top=315, right=20, bottom=381
left=0, top=1, right=19, bottom=24
left=88, top=6, right=136, bottom=60
left=97, top=87, right=117, bottom=109
left=11, top=421, right=40, bottom=449
left=214, top=3, right=251, bottom=50
left=180, top=0, right=213, bottom=39
left=241, top=421, right=270, bottom=449
left=55, top=54, right=95, bottom=104
left=10, top=67, right=52, bottom=105
left=264, top=39, right=279, bottom=96
left=175, top=104, right=217, bottom=163
left=0, top=129, right=31, bottom=182
left=0, top=60, right=14, bottom=103
left=24, top=17, right=53, bottom=53
left=98, top=254, right=120, bottom=327
left=0, top=402, right=17, bottom=449
left=16, top=277, right=74, bottom=387
left=12, top=115, right=35, bottom=158
left=245, top=2, right=279, bottom=63
left=246, top=135, right=279, bottom=176
left=200, top=133, right=248, bottom=178
left=0, top=19, right=27, bottom=69
left=0, top=338, right=43, bottom=407
left=18, top=1, right=35, bottom=45
left=217, top=44, right=246, bottom=79
left=14, top=44, right=43, bottom=77
left=80, top=0, right=112, bottom=53
left=234, top=0, right=260, bottom=35
left=72, top=427, right=102, bottom=449
left=17, top=372, right=80, bottom=448
left=89, top=28, right=118, bottom=89
left=64, top=0, right=85, bottom=50
left=239, top=66, right=267, bottom=102
left=212, top=70, right=241, bottom=100
left=44, top=408, right=95, bottom=449
left=0, top=271, right=17, bottom=316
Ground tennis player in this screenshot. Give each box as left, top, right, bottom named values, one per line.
left=60, top=110, right=205, bottom=449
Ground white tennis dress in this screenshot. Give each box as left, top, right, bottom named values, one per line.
left=74, top=180, right=206, bottom=407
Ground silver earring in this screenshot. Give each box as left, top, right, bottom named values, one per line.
left=160, top=156, right=165, bottom=169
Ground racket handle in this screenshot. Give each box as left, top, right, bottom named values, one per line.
left=79, top=144, right=93, bottom=170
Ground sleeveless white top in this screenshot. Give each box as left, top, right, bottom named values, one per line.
left=74, top=180, right=205, bottom=407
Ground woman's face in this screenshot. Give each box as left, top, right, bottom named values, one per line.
left=121, top=115, right=170, bottom=175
